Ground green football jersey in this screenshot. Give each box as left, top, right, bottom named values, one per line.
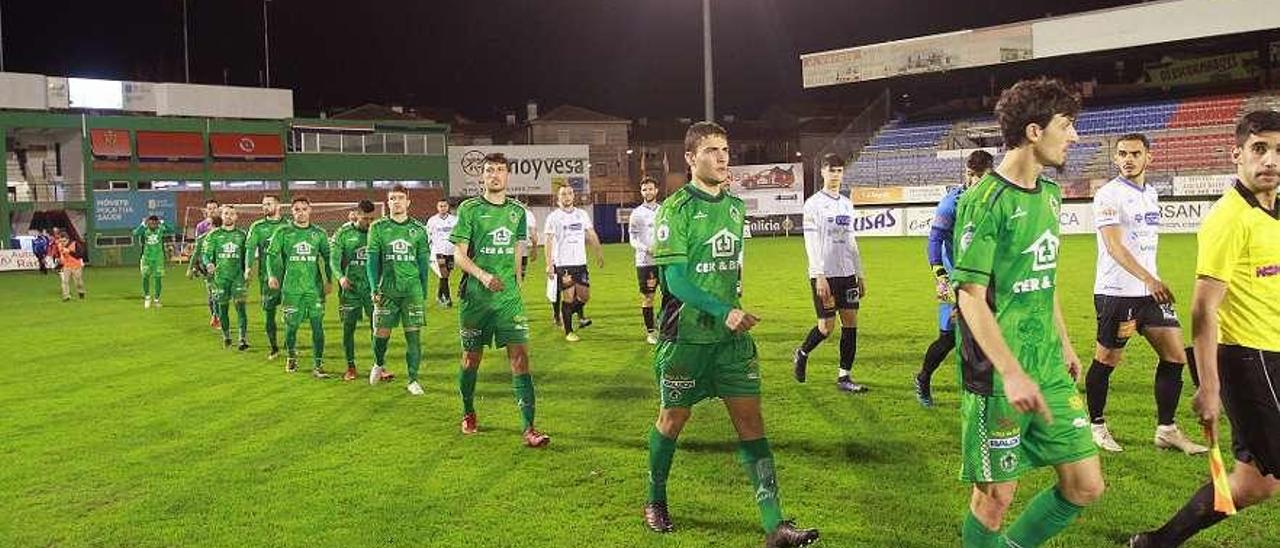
left=246, top=216, right=287, bottom=279
left=653, top=183, right=746, bottom=344
left=133, top=222, right=174, bottom=263
left=449, top=197, right=528, bottom=304
left=266, top=223, right=331, bottom=295
left=951, top=172, right=1066, bottom=395
left=203, top=227, right=249, bottom=283
left=366, top=217, right=430, bottom=298
left=330, top=222, right=371, bottom=289
left=190, top=232, right=210, bottom=275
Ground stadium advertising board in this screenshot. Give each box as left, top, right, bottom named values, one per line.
left=850, top=185, right=949, bottom=205
left=1173, top=174, right=1234, bottom=196
left=1141, top=51, right=1259, bottom=88
left=0, top=250, right=40, bottom=271
left=746, top=214, right=803, bottom=237
left=1160, top=200, right=1214, bottom=233
left=849, top=206, right=903, bottom=236
left=836, top=199, right=1213, bottom=238
left=93, top=190, right=178, bottom=230
left=801, top=24, right=1032, bottom=88
left=904, top=207, right=935, bottom=237
left=727, top=163, right=804, bottom=216
left=448, top=145, right=590, bottom=198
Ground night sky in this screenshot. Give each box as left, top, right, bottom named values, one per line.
left=2, top=0, right=1140, bottom=119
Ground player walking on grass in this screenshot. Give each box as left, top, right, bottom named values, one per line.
left=629, top=176, right=662, bottom=344
left=1086, top=133, right=1206, bottom=455
left=331, top=200, right=378, bottom=382
left=366, top=185, right=431, bottom=394
left=544, top=184, right=604, bottom=342
left=203, top=206, right=250, bottom=350
left=245, top=195, right=287, bottom=359
left=915, top=150, right=992, bottom=407
left=133, top=215, right=174, bottom=308
left=952, top=78, right=1104, bottom=547
left=195, top=199, right=221, bottom=328
left=1129, top=110, right=1280, bottom=547
left=189, top=215, right=222, bottom=327
left=792, top=152, right=868, bottom=393
left=426, top=199, right=458, bottom=307
left=267, top=197, right=333, bottom=378
left=450, top=153, right=549, bottom=447
left=643, top=122, right=817, bottom=547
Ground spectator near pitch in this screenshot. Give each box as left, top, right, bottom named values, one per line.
left=629, top=176, right=662, bottom=345
left=133, top=215, right=175, bottom=309
left=792, top=152, right=868, bottom=393
left=245, top=195, right=288, bottom=360
left=1130, top=110, right=1280, bottom=548
left=366, top=185, right=431, bottom=395
left=267, top=197, right=333, bottom=378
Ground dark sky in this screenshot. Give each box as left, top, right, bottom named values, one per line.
left=2, top=0, right=1142, bottom=119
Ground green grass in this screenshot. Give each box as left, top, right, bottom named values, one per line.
left=1, top=234, right=1276, bottom=547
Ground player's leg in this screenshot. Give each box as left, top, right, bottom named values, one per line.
left=1087, top=295, right=1130, bottom=451
left=1140, top=299, right=1207, bottom=454
left=308, top=296, right=329, bottom=377
left=370, top=297, right=398, bottom=384
left=967, top=482, right=1018, bottom=547
left=438, top=257, right=453, bottom=305
left=558, top=270, right=578, bottom=339
left=282, top=297, right=302, bottom=372
left=214, top=284, right=232, bottom=347
left=59, top=268, right=71, bottom=300
left=402, top=297, right=426, bottom=394
left=234, top=285, right=249, bottom=350
left=141, top=262, right=152, bottom=304
left=261, top=281, right=281, bottom=358
left=916, top=303, right=956, bottom=407
left=574, top=268, right=591, bottom=326
left=793, top=278, right=835, bottom=383
left=959, top=391, right=1033, bottom=545
left=152, top=264, right=164, bottom=303
left=340, top=300, right=359, bottom=371
left=458, top=348, right=483, bottom=433
left=645, top=339, right=706, bottom=533
left=835, top=306, right=864, bottom=392
left=507, top=343, right=546, bottom=445
left=1135, top=459, right=1280, bottom=547
left=74, top=267, right=85, bottom=298
left=639, top=266, right=658, bottom=342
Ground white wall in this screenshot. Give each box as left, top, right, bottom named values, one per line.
left=1033, top=0, right=1280, bottom=59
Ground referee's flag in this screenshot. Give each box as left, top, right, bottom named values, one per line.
left=1206, top=426, right=1238, bottom=515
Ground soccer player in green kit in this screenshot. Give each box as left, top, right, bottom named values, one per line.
left=203, top=205, right=250, bottom=350
left=450, top=152, right=549, bottom=447
left=642, top=122, right=817, bottom=547
left=330, top=200, right=380, bottom=382
left=952, top=78, right=1103, bottom=548
left=366, top=184, right=431, bottom=395
left=245, top=195, right=287, bottom=359
left=133, top=215, right=174, bottom=308
left=267, top=197, right=333, bottom=377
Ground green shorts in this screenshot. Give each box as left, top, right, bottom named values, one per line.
left=282, top=293, right=325, bottom=329
left=959, top=381, right=1096, bottom=483
left=373, top=294, right=425, bottom=330
left=258, top=279, right=281, bottom=310
left=654, top=335, right=761, bottom=408
left=339, top=287, right=374, bottom=325
left=210, top=277, right=247, bottom=304
left=458, top=298, right=528, bottom=351
left=140, top=259, right=165, bottom=278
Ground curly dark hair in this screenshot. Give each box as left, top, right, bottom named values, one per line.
left=995, top=78, right=1081, bottom=149
left=966, top=150, right=994, bottom=173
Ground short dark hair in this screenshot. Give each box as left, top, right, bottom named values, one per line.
left=483, top=152, right=509, bottom=166
left=639, top=176, right=658, bottom=188
left=386, top=183, right=408, bottom=196
left=205, top=199, right=220, bottom=206
left=356, top=200, right=375, bottom=213
left=263, top=194, right=280, bottom=202
left=684, top=121, right=728, bottom=153
left=966, top=150, right=994, bottom=173
left=1117, top=133, right=1150, bottom=150
left=995, top=78, right=1081, bottom=149
left=821, top=153, right=845, bottom=169
left=210, top=215, right=223, bottom=227
left=292, top=196, right=310, bottom=205
left=1235, top=110, right=1280, bottom=147
left=147, top=215, right=160, bottom=222
left=437, top=198, right=450, bottom=204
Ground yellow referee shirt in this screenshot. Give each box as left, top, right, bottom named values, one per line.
left=1196, top=181, right=1280, bottom=352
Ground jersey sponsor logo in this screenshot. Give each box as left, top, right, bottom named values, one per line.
left=566, top=223, right=583, bottom=231
left=988, top=436, right=1020, bottom=449
left=705, top=228, right=740, bottom=259
left=1140, top=211, right=1160, bottom=226
left=354, top=247, right=368, bottom=262
left=391, top=239, right=411, bottom=254
left=959, top=222, right=975, bottom=251
left=1010, top=206, right=1028, bottom=220
left=489, top=227, right=513, bottom=246
left=1258, top=264, right=1280, bottom=278
left=218, top=241, right=241, bottom=259
left=1011, top=275, right=1054, bottom=294
left=656, top=224, right=670, bottom=242
left=833, top=215, right=851, bottom=227
left=693, top=211, right=708, bottom=220
left=478, top=227, right=516, bottom=256
left=146, top=234, right=161, bottom=245
left=290, top=241, right=316, bottom=262
left=1023, top=230, right=1059, bottom=272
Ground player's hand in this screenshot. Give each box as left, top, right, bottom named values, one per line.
left=482, top=271, right=505, bottom=292
left=1065, top=351, right=1083, bottom=383
left=545, top=263, right=554, bottom=276
left=596, top=255, right=605, bottom=269
left=1193, top=385, right=1222, bottom=430
left=724, top=309, right=760, bottom=333
left=1003, top=370, right=1052, bottom=423
left=339, top=276, right=352, bottom=291
left=815, top=276, right=832, bottom=304
left=1145, top=277, right=1175, bottom=304
left=268, top=277, right=280, bottom=290
left=857, top=276, right=867, bottom=300
left=935, top=274, right=954, bottom=303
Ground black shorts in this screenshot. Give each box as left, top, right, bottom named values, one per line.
left=1220, top=344, right=1280, bottom=478
left=435, top=254, right=455, bottom=270
left=1094, top=294, right=1181, bottom=349
left=637, top=265, right=659, bottom=294
left=556, top=265, right=590, bottom=289
left=809, top=275, right=860, bottom=319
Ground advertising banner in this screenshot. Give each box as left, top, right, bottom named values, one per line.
left=727, top=163, right=804, bottom=216
left=448, top=145, right=590, bottom=197
left=0, top=250, right=40, bottom=271
left=1141, top=51, right=1260, bottom=88
left=801, top=24, right=1032, bottom=88
left=1173, top=174, right=1234, bottom=197
left=93, top=190, right=178, bottom=230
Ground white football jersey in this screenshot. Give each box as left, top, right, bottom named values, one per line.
left=629, top=202, right=661, bottom=267
left=544, top=207, right=592, bottom=267
left=1093, top=177, right=1161, bottom=297
left=523, top=208, right=536, bottom=245
left=425, top=213, right=457, bottom=256
left=802, top=190, right=862, bottom=278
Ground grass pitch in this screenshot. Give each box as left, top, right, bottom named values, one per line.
left=1, top=234, right=1276, bottom=547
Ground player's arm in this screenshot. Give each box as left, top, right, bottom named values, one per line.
left=514, top=211, right=528, bottom=283
left=543, top=221, right=556, bottom=271
left=202, top=233, right=217, bottom=274
left=1190, top=277, right=1228, bottom=431
left=1098, top=224, right=1172, bottom=303
left=586, top=227, right=604, bottom=268
left=415, top=232, right=430, bottom=295
left=958, top=282, right=1049, bottom=420
left=801, top=204, right=829, bottom=299
left=1053, top=291, right=1082, bottom=381
left=131, top=223, right=146, bottom=241
left=329, top=231, right=348, bottom=290
left=453, top=241, right=503, bottom=292
left=849, top=228, right=866, bottom=298
left=629, top=217, right=647, bottom=252
left=365, top=225, right=383, bottom=297
left=318, top=233, right=333, bottom=291
left=265, top=229, right=283, bottom=288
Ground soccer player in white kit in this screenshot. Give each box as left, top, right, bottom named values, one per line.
left=544, top=185, right=604, bottom=342
left=426, top=199, right=458, bottom=307
left=629, top=176, right=662, bottom=344
left=792, top=153, right=868, bottom=392
left=1086, top=133, right=1206, bottom=455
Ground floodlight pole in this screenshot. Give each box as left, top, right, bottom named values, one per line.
left=262, top=0, right=271, bottom=87
left=0, top=0, right=6, bottom=72
left=182, top=0, right=190, bottom=82
left=703, top=0, right=714, bottom=122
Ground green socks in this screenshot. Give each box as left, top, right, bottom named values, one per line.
left=372, top=335, right=389, bottom=367
left=285, top=325, right=298, bottom=358
left=235, top=301, right=247, bottom=341
left=265, top=307, right=279, bottom=352
left=153, top=277, right=162, bottom=299
left=460, top=367, right=478, bottom=414
left=647, top=426, right=677, bottom=504
left=737, top=438, right=784, bottom=534
left=310, top=317, right=325, bottom=367
left=512, top=373, right=536, bottom=430
left=342, top=321, right=358, bottom=365
left=963, top=511, right=1002, bottom=548
left=217, top=303, right=231, bottom=340
left=1004, top=487, right=1083, bottom=547
left=142, top=276, right=151, bottom=298
left=405, top=330, right=422, bottom=381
